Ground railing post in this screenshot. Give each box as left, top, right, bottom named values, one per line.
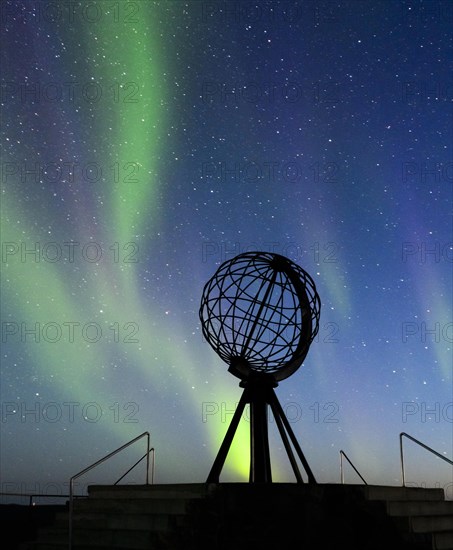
left=400, top=433, right=406, bottom=487
left=146, top=434, right=150, bottom=485
left=69, top=477, right=73, bottom=550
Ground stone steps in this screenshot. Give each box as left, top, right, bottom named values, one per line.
left=87, top=483, right=209, bottom=500
left=359, top=486, right=453, bottom=550
left=19, top=483, right=453, bottom=550
left=411, top=514, right=453, bottom=533
left=388, top=500, right=453, bottom=517
left=21, top=484, right=206, bottom=550
left=363, top=485, right=445, bottom=501
left=435, top=532, right=453, bottom=550
left=54, top=511, right=179, bottom=531
left=69, top=497, right=189, bottom=515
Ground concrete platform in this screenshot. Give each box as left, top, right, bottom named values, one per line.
left=15, top=483, right=453, bottom=550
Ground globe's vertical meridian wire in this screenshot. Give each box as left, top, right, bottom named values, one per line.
left=241, top=268, right=278, bottom=361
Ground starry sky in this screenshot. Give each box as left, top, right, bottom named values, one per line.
left=1, top=0, right=452, bottom=501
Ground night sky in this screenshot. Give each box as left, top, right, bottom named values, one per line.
left=1, top=0, right=452, bottom=501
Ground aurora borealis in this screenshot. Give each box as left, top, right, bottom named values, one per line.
left=1, top=0, right=452, bottom=500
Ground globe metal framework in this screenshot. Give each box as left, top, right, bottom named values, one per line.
left=200, top=251, right=320, bottom=382
left=199, top=251, right=321, bottom=484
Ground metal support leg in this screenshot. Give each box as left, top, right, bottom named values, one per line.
left=269, top=388, right=316, bottom=483
left=249, top=385, right=272, bottom=482
left=207, top=388, right=249, bottom=483
left=268, top=394, right=304, bottom=483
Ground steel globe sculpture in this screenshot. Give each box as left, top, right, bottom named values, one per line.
left=200, top=251, right=321, bottom=484
left=200, top=251, right=320, bottom=382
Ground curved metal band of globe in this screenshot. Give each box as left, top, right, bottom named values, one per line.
left=200, top=251, right=321, bottom=483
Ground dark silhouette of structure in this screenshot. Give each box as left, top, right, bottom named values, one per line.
left=199, top=252, right=321, bottom=483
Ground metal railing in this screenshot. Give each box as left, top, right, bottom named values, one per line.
left=400, top=432, right=453, bottom=487
left=114, top=446, right=155, bottom=486
left=69, top=431, right=153, bottom=550
left=339, top=450, right=367, bottom=484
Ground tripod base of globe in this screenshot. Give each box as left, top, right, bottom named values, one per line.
left=207, top=377, right=316, bottom=484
